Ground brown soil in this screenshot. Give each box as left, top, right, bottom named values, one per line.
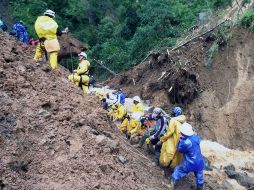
left=1, top=31, right=226, bottom=190
left=1, top=27, right=253, bottom=190
left=0, top=31, right=167, bottom=190
left=106, top=28, right=254, bottom=151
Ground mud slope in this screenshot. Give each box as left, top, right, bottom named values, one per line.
left=0, top=31, right=170, bottom=190
left=107, top=28, right=254, bottom=151
left=192, top=29, right=254, bottom=150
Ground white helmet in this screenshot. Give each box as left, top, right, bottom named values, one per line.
left=180, top=122, right=194, bottom=136
left=44, top=10, right=55, bottom=18
left=78, top=52, right=87, bottom=59
left=153, top=107, right=162, bottom=115
left=133, top=96, right=141, bottom=103
left=152, top=107, right=162, bottom=119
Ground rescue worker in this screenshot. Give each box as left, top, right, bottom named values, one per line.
left=0, top=19, right=8, bottom=32
left=119, top=96, right=144, bottom=136
left=159, top=106, right=186, bottom=168
left=68, top=52, right=91, bottom=94
left=115, top=103, right=127, bottom=121
left=108, top=104, right=118, bottom=121
left=145, top=107, right=168, bottom=161
left=113, top=88, right=126, bottom=105
left=171, top=122, right=204, bottom=190
left=130, top=115, right=156, bottom=144
left=34, top=9, right=68, bottom=69
left=10, top=21, right=29, bottom=44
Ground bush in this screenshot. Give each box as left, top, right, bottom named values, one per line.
left=238, top=8, right=254, bottom=30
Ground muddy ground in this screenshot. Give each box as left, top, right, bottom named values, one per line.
left=0, top=31, right=168, bottom=190
left=1, top=26, right=254, bottom=189
left=0, top=31, right=227, bottom=190
left=106, top=28, right=254, bottom=152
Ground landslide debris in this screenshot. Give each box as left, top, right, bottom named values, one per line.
left=0, top=31, right=169, bottom=190
left=1, top=30, right=252, bottom=190
left=107, top=28, right=254, bottom=151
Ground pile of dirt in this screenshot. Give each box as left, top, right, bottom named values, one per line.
left=0, top=31, right=170, bottom=190
left=106, top=28, right=254, bottom=151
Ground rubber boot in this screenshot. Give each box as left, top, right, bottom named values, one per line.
left=197, top=184, right=203, bottom=190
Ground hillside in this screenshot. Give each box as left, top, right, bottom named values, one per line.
left=7, top=0, right=236, bottom=76
left=106, top=27, right=254, bottom=151
left=1, top=28, right=254, bottom=190
left=0, top=32, right=170, bottom=190
left=1, top=1, right=254, bottom=189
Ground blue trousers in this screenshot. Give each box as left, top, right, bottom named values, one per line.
left=172, top=164, right=204, bottom=185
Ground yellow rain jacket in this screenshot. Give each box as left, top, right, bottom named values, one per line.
left=76, top=60, right=90, bottom=75
left=34, top=16, right=60, bottom=69
left=108, top=105, right=118, bottom=120
left=117, top=104, right=127, bottom=120
left=159, top=115, right=186, bottom=168
left=130, top=103, right=144, bottom=113
left=35, top=16, right=58, bottom=40
left=68, top=60, right=91, bottom=94
left=119, top=103, right=144, bottom=133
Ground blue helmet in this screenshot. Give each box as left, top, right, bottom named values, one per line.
left=172, top=106, right=182, bottom=117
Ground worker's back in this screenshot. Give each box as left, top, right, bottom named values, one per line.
left=35, top=16, right=58, bottom=40
left=178, top=135, right=204, bottom=172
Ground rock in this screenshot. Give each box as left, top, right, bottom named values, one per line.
left=99, top=164, right=108, bottom=173
left=3, top=54, right=14, bottom=62
left=38, top=109, right=51, bottom=119
left=108, top=140, right=120, bottom=153
left=224, top=164, right=254, bottom=188
left=117, top=156, right=128, bottom=164
left=78, top=119, right=86, bottom=126
left=95, top=135, right=107, bottom=146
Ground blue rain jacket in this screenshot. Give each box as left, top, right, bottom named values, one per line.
left=116, top=92, right=125, bottom=105
left=177, top=135, right=204, bottom=172
left=12, top=22, right=29, bottom=44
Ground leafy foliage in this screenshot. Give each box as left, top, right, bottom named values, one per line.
left=8, top=0, right=233, bottom=77
left=206, top=22, right=233, bottom=67
left=237, top=8, right=254, bottom=30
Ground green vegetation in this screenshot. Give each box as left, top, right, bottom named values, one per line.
left=206, top=22, right=233, bottom=67
left=238, top=8, right=254, bottom=30
left=8, top=0, right=233, bottom=77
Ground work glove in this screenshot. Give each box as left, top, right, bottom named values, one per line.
left=145, top=138, right=150, bottom=145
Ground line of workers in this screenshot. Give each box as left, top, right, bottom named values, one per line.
left=3, top=9, right=205, bottom=189
left=97, top=90, right=204, bottom=190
